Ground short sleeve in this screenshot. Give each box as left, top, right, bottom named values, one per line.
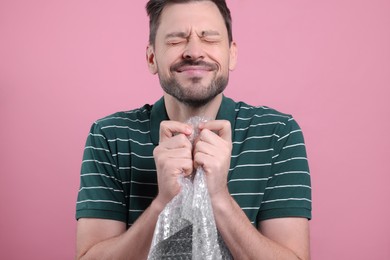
left=258, top=117, right=312, bottom=221
left=76, top=122, right=127, bottom=223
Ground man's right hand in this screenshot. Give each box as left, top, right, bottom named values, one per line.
left=153, top=120, right=194, bottom=207
left=77, top=120, right=195, bottom=259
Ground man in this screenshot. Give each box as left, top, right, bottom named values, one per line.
left=76, top=0, right=312, bottom=259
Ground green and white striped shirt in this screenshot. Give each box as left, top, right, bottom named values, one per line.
left=76, top=96, right=312, bottom=227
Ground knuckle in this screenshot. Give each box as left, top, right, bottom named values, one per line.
left=159, top=121, right=168, bottom=133
left=199, top=129, right=209, bottom=139
left=153, top=148, right=159, bottom=158
left=153, top=146, right=163, bottom=157
left=160, top=120, right=170, bottom=127
left=176, top=133, right=187, bottom=142
left=179, top=135, right=192, bottom=147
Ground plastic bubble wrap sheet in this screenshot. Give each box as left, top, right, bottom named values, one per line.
left=148, top=117, right=232, bottom=260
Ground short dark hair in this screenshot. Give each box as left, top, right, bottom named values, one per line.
left=146, top=0, right=233, bottom=46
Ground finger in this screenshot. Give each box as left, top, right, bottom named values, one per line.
left=193, top=138, right=214, bottom=156
left=169, top=158, right=194, bottom=176
left=198, top=120, right=231, bottom=141
left=196, top=128, right=228, bottom=148
left=165, top=147, right=193, bottom=160
left=182, top=163, right=195, bottom=177
left=159, top=121, right=193, bottom=142
left=193, top=152, right=208, bottom=171
left=160, top=134, right=193, bottom=150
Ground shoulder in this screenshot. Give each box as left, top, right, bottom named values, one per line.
left=236, top=101, right=292, bottom=120
left=85, top=104, right=154, bottom=139
left=234, top=101, right=296, bottom=130
left=95, top=104, right=152, bottom=127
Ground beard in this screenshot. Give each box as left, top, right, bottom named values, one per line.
left=158, top=60, right=229, bottom=108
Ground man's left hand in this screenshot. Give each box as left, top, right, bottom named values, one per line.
left=193, top=120, right=232, bottom=200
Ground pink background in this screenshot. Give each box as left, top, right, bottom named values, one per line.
left=1, top=0, right=389, bottom=259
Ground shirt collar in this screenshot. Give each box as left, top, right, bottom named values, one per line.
left=150, top=95, right=237, bottom=145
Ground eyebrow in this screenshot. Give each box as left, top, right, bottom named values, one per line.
left=165, top=32, right=188, bottom=40
left=199, top=30, right=220, bottom=37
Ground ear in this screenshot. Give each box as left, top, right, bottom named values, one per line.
left=146, top=44, right=158, bottom=74
left=228, top=41, right=238, bottom=71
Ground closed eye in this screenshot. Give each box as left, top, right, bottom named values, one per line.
left=203, top=37, right=221, bottom=44
left=165, top=32, right=188, bottom=46
left=166, top=39, right=185, bottom=46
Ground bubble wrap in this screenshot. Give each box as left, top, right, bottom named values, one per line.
left=147, top=117, right=232, bottom=260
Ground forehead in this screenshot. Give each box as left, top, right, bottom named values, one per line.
left=157, top=1, right=227, bottom=36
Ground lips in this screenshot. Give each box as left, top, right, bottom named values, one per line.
left=176, top=65, right=213, bottom=73
left=171, top=61, right=217, bottom=73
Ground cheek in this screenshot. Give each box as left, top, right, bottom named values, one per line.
left=206, top=48, right=231, bottom=69
left=155, top=57, right=170, bottom=73
left=156, top=50, right=182, bottom=71
left=216, top=57, right=231, bottom=74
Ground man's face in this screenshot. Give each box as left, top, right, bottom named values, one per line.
left=147, top=1, right=237, bottom=107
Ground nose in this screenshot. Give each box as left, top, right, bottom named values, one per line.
left=183, top=38, right=205, bottom=60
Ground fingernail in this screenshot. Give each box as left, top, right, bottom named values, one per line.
left=186, top=127, right=193, bottom=134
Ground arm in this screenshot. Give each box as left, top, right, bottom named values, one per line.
left=76, top=200, right=164, bottom=260
left=76, top=121, right=194, bottom=259
left=212, top=192, right=310, bottom=260
left=194, top=120, right=310, bottom=259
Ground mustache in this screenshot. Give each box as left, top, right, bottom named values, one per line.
left=170, top=60, right=218, bottom=72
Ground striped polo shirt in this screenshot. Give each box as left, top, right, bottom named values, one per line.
left=76, top=96, right=312, bottom=226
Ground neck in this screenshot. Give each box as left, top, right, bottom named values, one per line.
left=164, top=94, right=223, bottom=122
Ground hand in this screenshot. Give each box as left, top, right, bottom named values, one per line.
left=153, top=121, right=194, bottom=207
left=193, top=120, right=232, bottom=200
